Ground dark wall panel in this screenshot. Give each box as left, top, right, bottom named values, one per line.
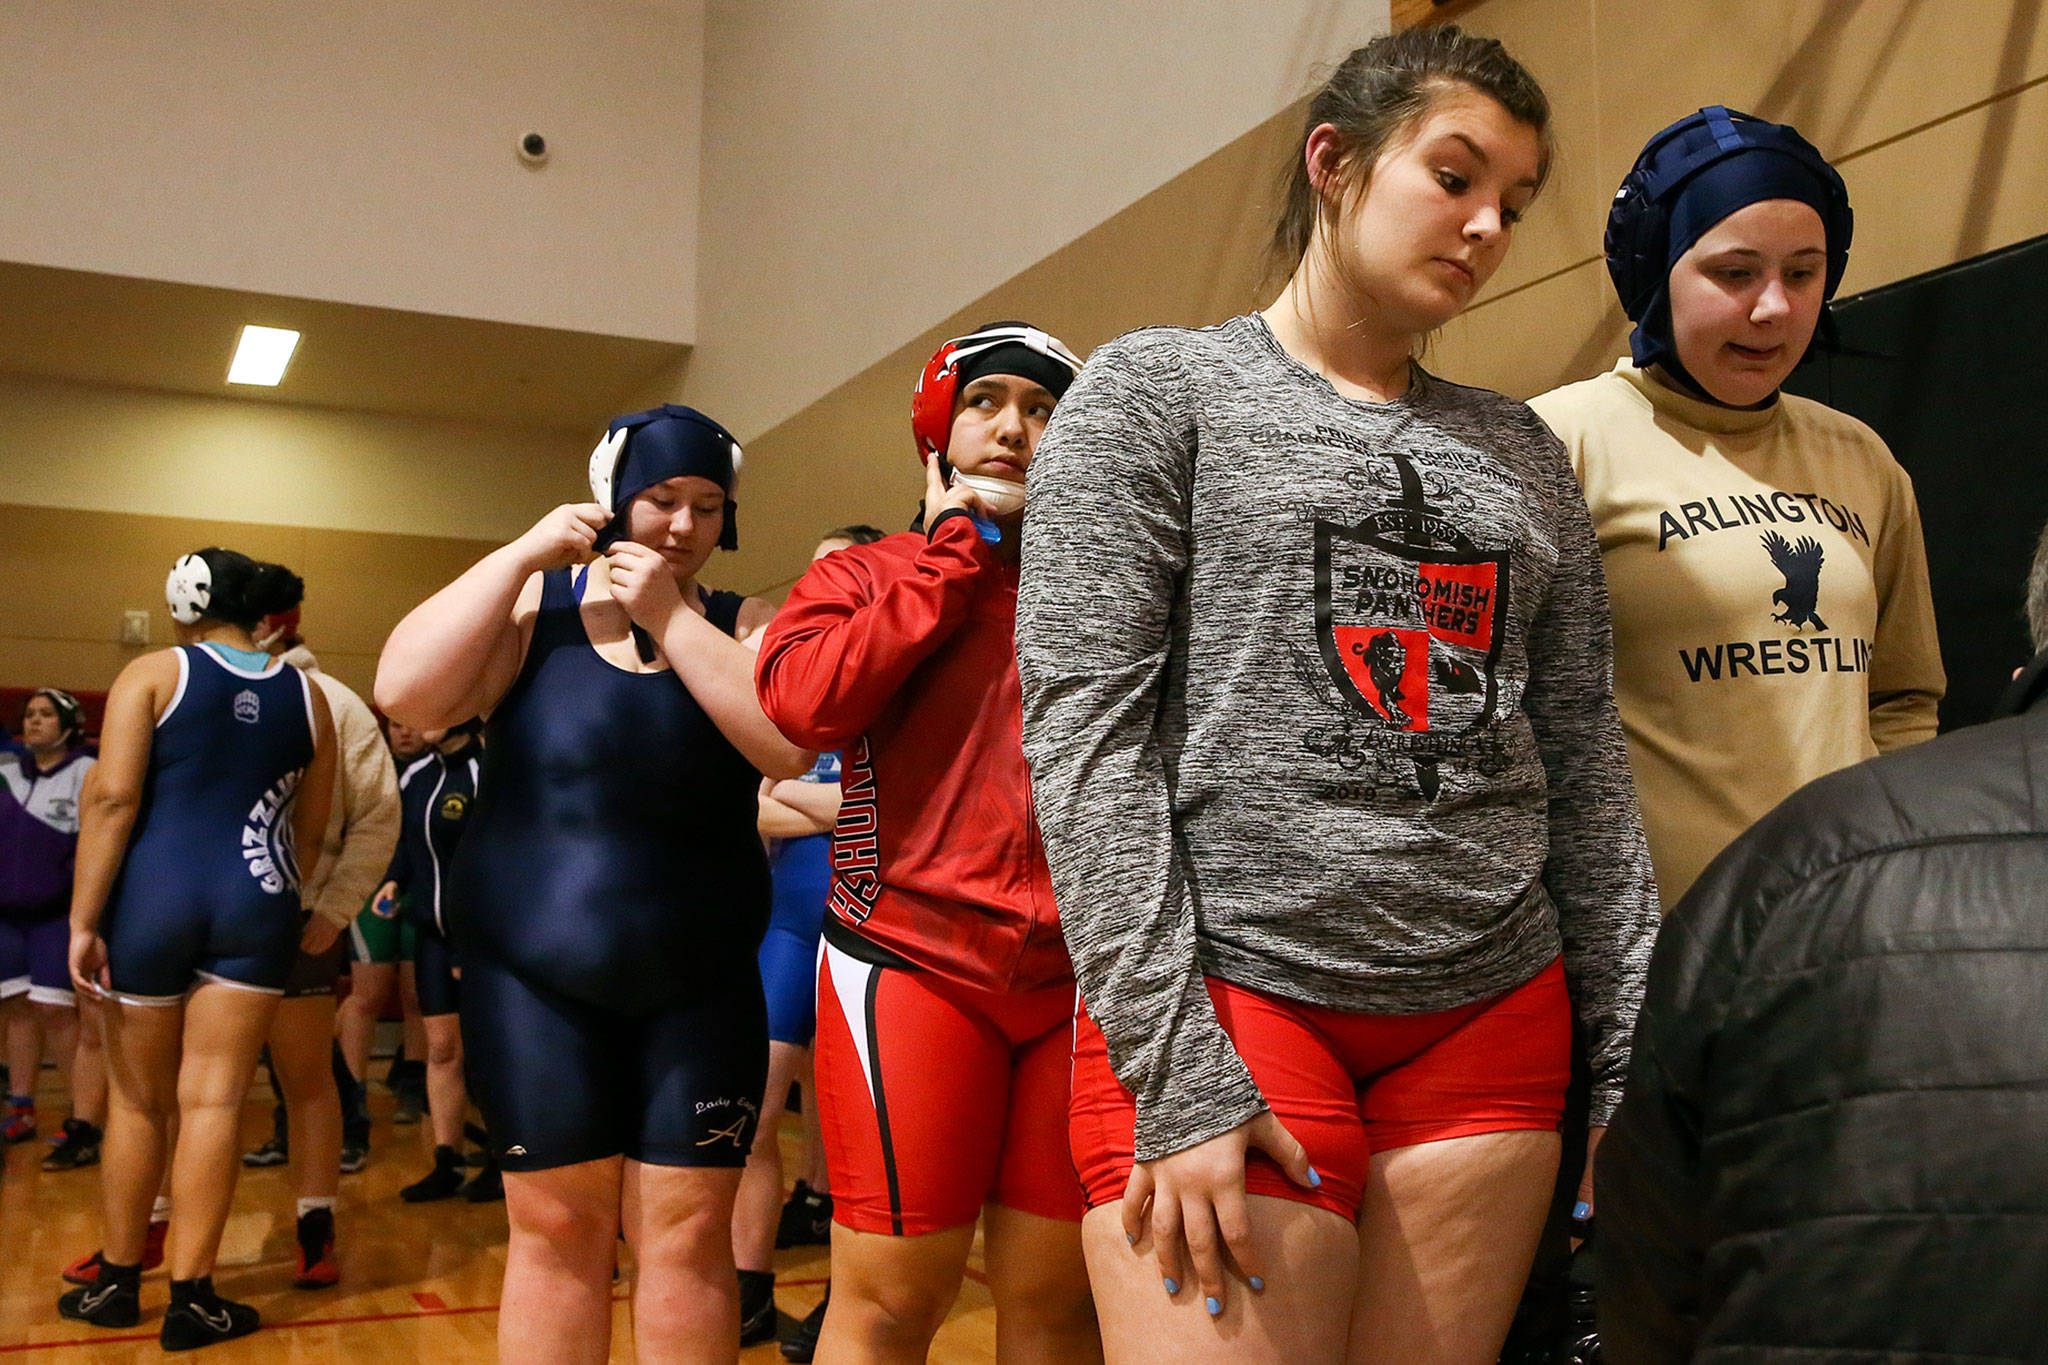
left=1785, top=232, right=2048, bottom=729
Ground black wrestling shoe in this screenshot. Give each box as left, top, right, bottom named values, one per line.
left=739, top=1269, right=778, bottom=1346
left=400, top=1145, right=465, bottom=1202
left=58, top=1267, right=140, bottom=1329
left=775, top=1181, right=832, bottom=1248
left=782, top=1288, right=827, bottom=1362
left=161, top=1278, right=260, bottom=1351
left=338, top=1141, right=368, bottom=1174
left=241, top=1134, right=288, bottom=1168
left=43, top=1118, right=102, bottom=1170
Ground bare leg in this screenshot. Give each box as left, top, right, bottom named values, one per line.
left=270, top=995, right=343, bottom=1202
left=623, top=1160, right=747, bottom=1364
left=818, top=1220, right=977, bottom=1364
left=800, top=1052, right=828, bottom=1191
left=97, top=998, right=187, bottom=1263
left=421, top=1013, right=465, bottom=1151
left=732, top=1040, right=804, bottom=1272
left=501, top=1159, right=623, bottom=1365
left=3, top=995, right=42, bottom=1101
left=165, top=983, right=282, bottom=1279
left=337, top=962, right=394, bottom=1084
left=983, top=1204, right=1102, bottom=1364
left=69, top=996, right=109, bottom=1127
left=1084, top=1196, right=1356, bottom=1365
left=1345, top=1130, right=1560, bottom=1364
left=36, top=1002, right=79, bottom=1113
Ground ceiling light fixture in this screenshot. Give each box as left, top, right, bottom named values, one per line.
left=227, top=325, right=300, bottom=386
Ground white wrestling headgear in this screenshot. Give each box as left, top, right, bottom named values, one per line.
left=166, top=553, right=213, bottom=625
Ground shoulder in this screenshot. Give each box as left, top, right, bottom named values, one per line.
left=800, top=533, right=919, bottom=590
left=1774, top=392, right=1911, bottom=488
left=1526, top=368, right=1637, bottom=438
left=114, top=647, right=185, bottom=696
left=1415, top=370, right=1573, bottom=473
left=1078, top=319, right=1259, bottom=393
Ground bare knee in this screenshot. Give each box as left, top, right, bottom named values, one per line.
left=834, top=1275, right=960, bottom=1349
left=510, top=1190, right=616, bottom=1275
left=424, top=1026, right=462, bottom=1068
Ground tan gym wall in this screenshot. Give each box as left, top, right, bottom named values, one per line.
left=3, top=0, right=2044, bottom=696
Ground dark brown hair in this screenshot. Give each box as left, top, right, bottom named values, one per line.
left=1268, top=25, right=1553, bottom=280
left=822, top=524, right=887, bottom=546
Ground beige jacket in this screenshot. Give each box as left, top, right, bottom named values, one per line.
left=284, top=646, right=400, bottom=928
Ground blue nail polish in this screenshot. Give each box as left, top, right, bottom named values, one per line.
left=1573, top=1201, right=1592, bottom=1221
left=1125, top=1231, right=1136, bottom=1245
left=1248, top=1276, right=1265, bottom=1291
left=1206, top=1296, right=1223, bottom=1316
left=1163, top=1277, right=1179, bottom=1295
left=1307, top=1165, right=1323, bottom=1188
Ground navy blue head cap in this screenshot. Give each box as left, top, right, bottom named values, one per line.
left=587, top=404, right=743, bottom=553
left=1605, top=106, right=1852, bottom=394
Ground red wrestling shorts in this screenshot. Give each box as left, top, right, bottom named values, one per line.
left=815, top=935, right=1085, bottom=1236
left=1070, top=957, right=1570, bottom=1223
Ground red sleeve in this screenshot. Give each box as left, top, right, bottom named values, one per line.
left=756, top=517, right=996, bottom=749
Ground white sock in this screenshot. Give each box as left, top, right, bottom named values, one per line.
left=151, top=1196, right=172, bottom=1221
left=297, top=1197, right=337, bottom=1218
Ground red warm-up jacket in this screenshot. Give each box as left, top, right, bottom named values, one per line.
left=755, top=515, right=1070, bottom=993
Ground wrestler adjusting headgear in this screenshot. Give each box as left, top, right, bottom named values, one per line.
left=587, top=404, right=744, bottom=554
left=1606, top=106, right=1852, bottom=395
left=29, top=688, right=84, bottom=746
left=911, top=321, right=1082, bottom=514
left=165, top=552, right=214, bottom=625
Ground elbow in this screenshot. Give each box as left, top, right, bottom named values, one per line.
left=758, top=744, right=816, bottom=782
left=370, top=661, right=411, bottom=723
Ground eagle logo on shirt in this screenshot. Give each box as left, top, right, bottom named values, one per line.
left=1761, top=531, right=1827, bottom=631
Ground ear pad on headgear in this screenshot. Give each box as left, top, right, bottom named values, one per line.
left=911, top=343, right=964, bottom=464
left=910, top=323, right=1083, bottom=464
left=166, top=553, right=213, bottom=625
left=587, top=426, right=630, bottom=515
left=589, top=406, right=743, bottom=553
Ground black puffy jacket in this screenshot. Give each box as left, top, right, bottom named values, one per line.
left=1596, top=659, right=2048, bottom=1363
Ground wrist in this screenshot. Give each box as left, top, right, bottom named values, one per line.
left=926, top=506, right=976, bottom=540
left=495, top=538, right=548, bottom=580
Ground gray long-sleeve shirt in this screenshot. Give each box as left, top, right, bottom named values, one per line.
left=1016, top=316, right=1659, bottom=1161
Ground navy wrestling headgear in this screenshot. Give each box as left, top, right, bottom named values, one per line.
left=1606, top=106, right=1852, bottom=391
left=588, top=405, right=744, bottom=553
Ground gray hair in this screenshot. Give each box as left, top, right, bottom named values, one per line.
left=2030, top=517, right=2048, bottom=653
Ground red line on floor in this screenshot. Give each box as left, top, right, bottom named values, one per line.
left=411, top=1291, right=447, bottom=1310
left=962, top=1263, right=988, bottom=1285
left=0, top=1292, right=632, bottom=1354
left=779, top=1275, right=830, bottom=1288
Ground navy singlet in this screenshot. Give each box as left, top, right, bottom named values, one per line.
left=444, top=568, right=769, bottom=1014
left=102, top=644, right=316, bottom=1002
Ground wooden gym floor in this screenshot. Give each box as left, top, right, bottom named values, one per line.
left=0, top=1063, right=1000, bottom=1361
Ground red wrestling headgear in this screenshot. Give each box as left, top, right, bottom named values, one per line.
left=910, top=322, right=1083, bottom=463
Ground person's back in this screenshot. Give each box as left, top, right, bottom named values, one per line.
left=1597, top=674, right=2048, bottom=1361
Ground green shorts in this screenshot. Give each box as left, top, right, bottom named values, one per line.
left=350, top=900, right=418, bottom=965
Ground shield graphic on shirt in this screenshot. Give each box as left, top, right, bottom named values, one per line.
left=1313, top=519, right=1508, bottom=734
